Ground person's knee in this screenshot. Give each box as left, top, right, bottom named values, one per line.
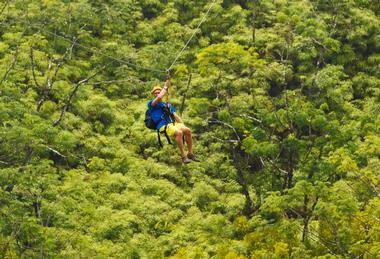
left=175, top=130, right=183, bottom=138
left=182, top=127, right=191, bottom=135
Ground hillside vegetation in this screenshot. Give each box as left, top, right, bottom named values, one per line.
left=0, top=0, right=379, bottom=257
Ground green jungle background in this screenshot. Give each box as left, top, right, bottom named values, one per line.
left=0, top=0, right=379, bottom=258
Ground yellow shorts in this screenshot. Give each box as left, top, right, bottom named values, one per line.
left=159, top=123, right=184, bottom=138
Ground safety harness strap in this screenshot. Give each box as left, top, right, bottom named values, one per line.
left=157, top=124, right=172, bottom=148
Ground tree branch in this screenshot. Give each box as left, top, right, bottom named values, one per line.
left=29, top=47, right=41, bottom=88
left=53, top=65, right=107, bottom=127
left=36, top=38, right=77, bottom=111
left=211, top=136, right=239, bottom=143
left=208, top=119, right=241, bottom=143
left=229, top=112, right=262, bottom=123
left=44, top=145, right=66, bottom=158
left=262, top=157, right=289, bottom=175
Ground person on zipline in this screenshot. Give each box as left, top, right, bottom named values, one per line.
left=148, top=80, right=198, bottom=164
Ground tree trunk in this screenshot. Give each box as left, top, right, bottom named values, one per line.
left=230, top=144, right=253, bottom=217
left=302, top=195, right=310, bottom=242
left=251, top=0, right=259, bottom=45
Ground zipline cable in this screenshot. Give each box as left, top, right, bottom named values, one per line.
left=166, top=0, right=217, bottom=72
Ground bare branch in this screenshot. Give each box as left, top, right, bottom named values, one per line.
left=259, top=156, right=265, bottom=168
left=311, top=37, right=329, bottom=51
left=211, top=136, right=239, bottom=143
left=229, top=112, right=262, bottom=123
left=37, top=38, right=77, bottom=111
left=53, top=65, right=107, bottom=126
left=30, top=47, right=41, bottom=88
left=239, top=114, right=262, bottom=123
left=208, top=119, right=241, bottom=143
left=45, top=146, right=66, bottom=158
left=262, top=157, right=289, bottom=175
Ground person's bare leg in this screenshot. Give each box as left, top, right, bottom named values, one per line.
left=180, top=125, right=199, bottom=161
left=181, top=126, right=193, bottom=154
left=174, top=130, right=186, bottom=158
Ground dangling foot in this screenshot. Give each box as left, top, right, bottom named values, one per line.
left=187, top=153, right=200, bottom=162
left=181, top=156, right=192, bottom=164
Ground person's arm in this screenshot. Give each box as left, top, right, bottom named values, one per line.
left=151, top=80, right=170, bottom=107
left=173, top=112, right=183, bottom=123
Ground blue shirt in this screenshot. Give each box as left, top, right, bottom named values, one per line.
left=147, top=100, right=176, bottom=130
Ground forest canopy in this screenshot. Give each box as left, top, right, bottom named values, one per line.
left=0, top=0, right=379, bottom=258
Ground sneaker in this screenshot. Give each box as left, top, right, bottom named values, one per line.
left=187, top=153, right=200, bottom=162
left=181, top=156, right=192, bottom=164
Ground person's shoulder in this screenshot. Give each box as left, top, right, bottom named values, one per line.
left=148, top=100, right=165, bottom=109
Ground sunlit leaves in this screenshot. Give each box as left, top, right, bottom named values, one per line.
left=0, top=0, right=379, bottom=257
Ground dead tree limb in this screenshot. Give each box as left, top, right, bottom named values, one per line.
left=53, top=65, right=106, bottom=127
left=36, top=37, right=77, bottom=111
left=29, top=47, right=41, bottom=88
left=208, top=119, right=241, bottom=143
left=209, top=118, right=254, bottom=216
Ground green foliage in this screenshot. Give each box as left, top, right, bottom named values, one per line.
left=0, top=0, right=379, bottom=257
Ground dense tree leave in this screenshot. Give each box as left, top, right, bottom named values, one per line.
left=0, top=0, right=379, bottom=257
